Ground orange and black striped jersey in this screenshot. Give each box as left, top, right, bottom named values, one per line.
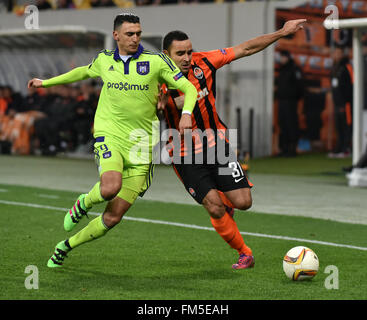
left=163, top=48, right=235, bottom=157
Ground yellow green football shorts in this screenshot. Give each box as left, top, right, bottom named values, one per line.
left=93, top=136, right=154, bottom=204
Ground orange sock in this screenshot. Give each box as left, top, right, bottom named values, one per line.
left=218, top=191, right=234, bottom=208
left=210, top=213, right=252, bottom=256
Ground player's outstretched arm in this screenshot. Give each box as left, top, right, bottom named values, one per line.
left=232, top=19, right=307, bottom=60
left=27, top=66, right=92, bottom=89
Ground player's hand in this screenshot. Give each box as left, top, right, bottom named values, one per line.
left=178, top=113, right=192, bottom=136
left=281, top=19, right=307, bottom=37
left=27, top=78, right=43, bottom=89
left=157, top=85, right=168, bottom=111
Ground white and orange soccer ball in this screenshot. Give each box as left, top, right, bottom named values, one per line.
left=283, top=246, right=319, bottom=281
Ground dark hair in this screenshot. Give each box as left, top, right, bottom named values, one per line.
left=162, top=30, right=189, bottom=51
left=114, top=13, right=140, bottom=31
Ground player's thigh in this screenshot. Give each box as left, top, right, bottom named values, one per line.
left=202, top=189, right=226, bottom=218
left=94, top=137, right=124, bottom=198
left=224, top=188, right=252, bottom=211
left=214, top=160, right=253, bottom=210
left=173, top=163, right=216, bottom=204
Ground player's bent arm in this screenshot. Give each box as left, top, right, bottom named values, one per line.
left=41, top=66, right=93, bottom=88
left=232, top=19, right=307, bottom=60
left=158, top=53, right=197, bottom=133
left=177, top=80, right=197, bottom=115
left=174, top=80, right=197, bottom=135
left=158, top=53, right=197, bottom=114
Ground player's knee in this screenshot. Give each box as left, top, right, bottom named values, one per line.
left=100, top=181, right=121, bottom=201
left=100, top=172, right=122, bottom=200
left=102, top=213, right=122, bottom=228
left=235, top=197, right=252, bottom=211
left=206, top=202, right=226, bottom=219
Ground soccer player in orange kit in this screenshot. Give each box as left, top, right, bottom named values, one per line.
left=160, top=19, right=306, bottom=269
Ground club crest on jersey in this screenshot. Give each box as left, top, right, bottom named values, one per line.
left=193, top=67, right=204, bottom=80
left=137, top=61, right=150, bottom=75
left=103, top=151, right=112, bottom=159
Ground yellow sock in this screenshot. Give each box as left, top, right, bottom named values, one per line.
left=84, top=182, right=104, bottom=209
left=68, top=215, right=108, bottom=249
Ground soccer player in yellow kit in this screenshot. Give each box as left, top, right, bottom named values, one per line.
left=28, top=13, right=197, bottom=267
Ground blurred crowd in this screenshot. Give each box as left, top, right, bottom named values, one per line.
left=0, top=0, right=270, bottom=12
left=0, top=81, right=99, bottom=156
left=274, top=45, right=356, bottom=159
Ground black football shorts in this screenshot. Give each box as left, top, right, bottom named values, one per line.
left=173, top=161, right=253, bottom=204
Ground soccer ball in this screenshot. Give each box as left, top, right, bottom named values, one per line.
left=283, top=246, right=319, bottom=281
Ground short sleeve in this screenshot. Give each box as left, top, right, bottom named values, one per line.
left=161, top=83, right=168, bottom=94
left=199, top=48, right=236, bottom=70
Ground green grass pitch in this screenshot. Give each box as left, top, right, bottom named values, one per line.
left=1, top=177, right=366, bottom=300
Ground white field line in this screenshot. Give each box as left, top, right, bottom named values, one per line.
left=0, top=189, right=8, bottom=192
left=37, top=194, right=60, bottom=199
left=1, top=199, right=367, bottom=252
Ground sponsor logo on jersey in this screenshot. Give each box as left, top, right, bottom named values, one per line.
left=188, top=187, right=196, bottom=197
left=107, top=82, right=149, bottom=91
left=136, top=61, right=150, bottom=75
left=197, top=87, right=209, bottom=101
left=174, top=72, right=183, bottom=81
left=220, top=48, right=227, bottom=55
left=193, top=67, right=204, bottom=80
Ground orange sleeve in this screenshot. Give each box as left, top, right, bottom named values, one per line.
left=160, top=83, right=168, bottom=93
left=198, top=48, right=236, bottom=70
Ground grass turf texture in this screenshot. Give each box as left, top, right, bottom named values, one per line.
left=0, top=182, right=366, bottom=300
left=249, top=152, right=352, bottom=178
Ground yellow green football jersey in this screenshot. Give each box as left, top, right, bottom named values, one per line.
left=43, top=44, right=197, bottom=153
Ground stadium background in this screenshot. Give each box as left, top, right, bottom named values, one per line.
left=1, top=0, right=367, bottom=158
left=0, top=0, right=359, bottom=157
left=1, top=0, right=367, bottom=159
